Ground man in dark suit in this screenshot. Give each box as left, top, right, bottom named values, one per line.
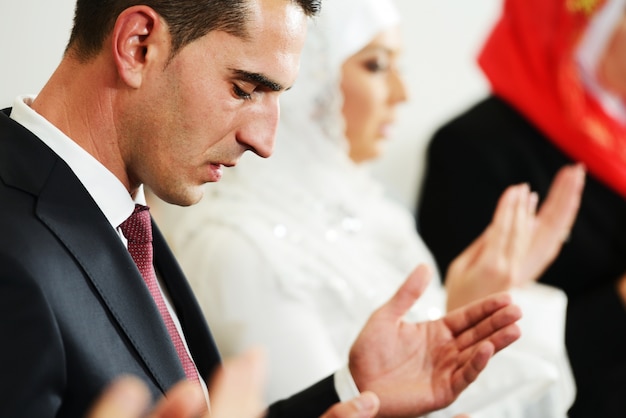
left=0, top=0, right=522, bottom=417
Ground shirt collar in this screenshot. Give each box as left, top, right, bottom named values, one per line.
left=9, top=95, right=144, bottom=228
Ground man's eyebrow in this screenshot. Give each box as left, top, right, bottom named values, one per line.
left=231, top=69, right=285, bottom=92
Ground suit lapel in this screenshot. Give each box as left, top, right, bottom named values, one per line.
left=153, top=223, right=222, bottom=381
left=36, top=161, right=187, bottom=393
left=0, top=111, right=187, bottom=393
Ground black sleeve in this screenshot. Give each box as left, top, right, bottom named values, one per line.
left=266, top=375, right=340, bottom=418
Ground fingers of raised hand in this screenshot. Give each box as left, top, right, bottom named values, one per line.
left=449, top=307, right=521, bottom=395
left=88, top=377, right=207, bottom=418
left=445, top=187, right=529, bottom=310
left=506, top=185, right=538, bottom=285
left=445, top=292, right=515, bottom=335
left=150, top=380, right=208, bottom=418
left=535, top=164, right=585, bottom=243
left=509, top=184, right=533, bottom=259
left=454, top=302, right=521, bottom=351
left=443, top=292, right=521, bottom=381
left=522, top=164, right=585, bottom=280
left=382, top=264, right=431, bottom=319
left=87, top=376, right=151, bottom=418
left=487, top=185, right=521, bottom=253
left=208, top=348, right=267, bottom=418
left=480, top=184, right=535, bottom=287
left=451, top=341, right=495, bottom=395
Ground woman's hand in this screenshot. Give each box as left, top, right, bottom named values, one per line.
left=445, top=164, right=585, bottom=311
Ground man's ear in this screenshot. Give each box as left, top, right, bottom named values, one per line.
left=111, top=6, right=169, bottom=89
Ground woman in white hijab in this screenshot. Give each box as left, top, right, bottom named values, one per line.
left=151, top=0, right=582, bottom=416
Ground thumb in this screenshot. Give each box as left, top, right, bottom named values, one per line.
left=383, top=264, right=431, bottom=319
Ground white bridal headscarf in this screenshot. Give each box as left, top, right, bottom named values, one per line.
left=278, top=0, right=401, bottom=153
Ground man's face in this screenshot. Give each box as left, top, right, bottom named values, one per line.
left=122, top=0, right=308, bottom=205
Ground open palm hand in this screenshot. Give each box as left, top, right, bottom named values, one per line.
left=348, top=264, right=521, bottom=418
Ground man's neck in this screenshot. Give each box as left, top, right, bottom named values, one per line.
left=31, top=53, right=133, bottom=193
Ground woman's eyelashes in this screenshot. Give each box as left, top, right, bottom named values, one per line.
left=364, top=60, right=385, bottom=73
left=363, top=55, right=391, bottom=73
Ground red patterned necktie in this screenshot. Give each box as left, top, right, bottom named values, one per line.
left=120, top=204, right=200, bottom=383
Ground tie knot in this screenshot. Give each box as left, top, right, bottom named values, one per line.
left=120, top=204, right=152, bottom=244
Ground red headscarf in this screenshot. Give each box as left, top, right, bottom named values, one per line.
left=479, top=0, right=626, bottom=197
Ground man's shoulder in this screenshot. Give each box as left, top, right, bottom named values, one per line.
left=0, top=109, right=64, bottom=197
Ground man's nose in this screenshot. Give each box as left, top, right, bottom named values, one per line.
left=237, top=99, right=280, bottom=158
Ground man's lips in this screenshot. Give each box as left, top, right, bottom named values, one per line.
left=206, top=163, right=223, bottom=181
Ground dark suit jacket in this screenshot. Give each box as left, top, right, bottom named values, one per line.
left=417, top=95, right=626, bottom=418
left=0, top=108, right=339, bottom=417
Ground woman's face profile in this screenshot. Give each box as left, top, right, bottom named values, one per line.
left=340, top=26, right=408, bottom=164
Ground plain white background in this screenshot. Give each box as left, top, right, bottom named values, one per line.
left=0, top=0, right=502, bottom=211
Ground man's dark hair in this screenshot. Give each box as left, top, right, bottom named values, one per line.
left=67, top=0, right=321, bottom=61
